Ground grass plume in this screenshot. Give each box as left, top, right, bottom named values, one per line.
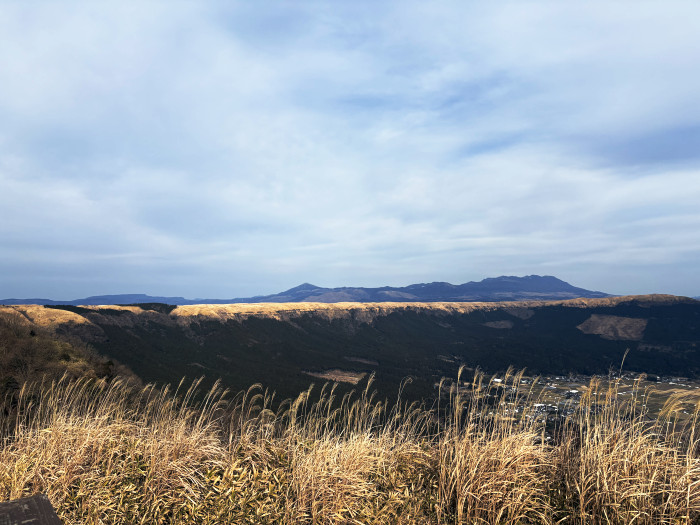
left=1, top=368, right=699, bottom=524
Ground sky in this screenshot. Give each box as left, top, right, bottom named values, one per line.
left=1, top=2, right=700, bottom=299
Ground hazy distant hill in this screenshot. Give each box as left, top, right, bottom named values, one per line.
left=0, top=275, right=608, bottom=305
left=2, top=294, right=697, bottom=403
left=0, top=293, right=191, bottom=306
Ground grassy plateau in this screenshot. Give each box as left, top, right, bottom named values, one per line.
left=1, top=368, right=700, bottom=524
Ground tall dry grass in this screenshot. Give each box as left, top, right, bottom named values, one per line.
left=0, top=368, right=699, bottom=524
left=554, top=376, right=700, bottom=524
left=436, top=368, right=553, bottom=524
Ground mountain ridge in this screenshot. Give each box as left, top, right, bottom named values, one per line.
left=2, top=293, right=698, bottom=403
left=1, top=275, right=609, bottom=305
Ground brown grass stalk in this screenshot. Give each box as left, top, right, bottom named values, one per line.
left=0, top=369, right=699, bottom=524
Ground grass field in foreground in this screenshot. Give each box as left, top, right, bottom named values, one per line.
left=1, top=369, right=699, bottom=524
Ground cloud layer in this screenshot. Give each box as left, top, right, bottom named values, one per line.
left=2, top=2, right=699, bottom=298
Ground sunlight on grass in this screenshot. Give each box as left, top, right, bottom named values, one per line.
left=1, top=368, right=699, bottom=524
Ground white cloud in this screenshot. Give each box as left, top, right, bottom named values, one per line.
left=1, top=1, right=699, bottom=298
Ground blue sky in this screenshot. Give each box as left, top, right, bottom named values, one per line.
left=1, top=2, right=700, bottom=299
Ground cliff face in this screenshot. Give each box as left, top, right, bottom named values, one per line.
left=2, top=295, right=698, bottom=402
left=170, top=294, right=691, bottom=318
left=6, top=294, right=686, bottom=327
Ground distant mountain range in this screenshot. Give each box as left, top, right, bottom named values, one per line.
left=0, top=275, right=609, bottom=305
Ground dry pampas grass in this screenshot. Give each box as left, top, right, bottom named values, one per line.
left=1, top=368, right=699, bottom=524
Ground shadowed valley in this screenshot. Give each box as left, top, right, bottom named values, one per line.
left=2, top=294, right=698, bottom=403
